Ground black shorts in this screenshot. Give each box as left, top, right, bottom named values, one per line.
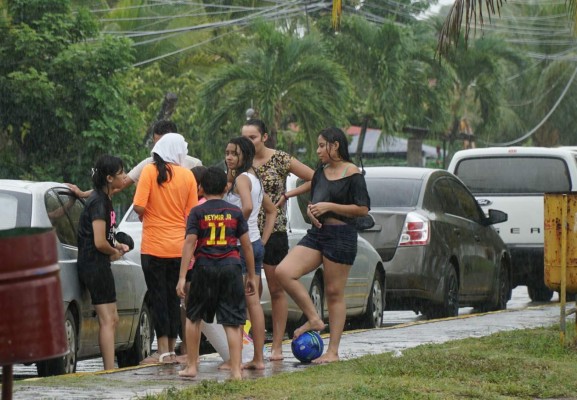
left=186, top=263, right=246, bottom=326
left=78, top=263, right=116, bottom=305
left=297, top=224, right=358, bottom=265
left=263, top=231, right=289, bottom=266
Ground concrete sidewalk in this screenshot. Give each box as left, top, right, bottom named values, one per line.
left=10, top=304, right=564, bottom=399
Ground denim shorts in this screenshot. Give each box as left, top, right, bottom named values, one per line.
left=240, top=239, right=265, bottom=276
left=298, top=223, right=358, bottom=265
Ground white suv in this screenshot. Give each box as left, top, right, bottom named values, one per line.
left=448, top=147, right=577, bottom=302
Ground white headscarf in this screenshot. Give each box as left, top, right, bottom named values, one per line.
left=151, top=133, right=188, bottom=166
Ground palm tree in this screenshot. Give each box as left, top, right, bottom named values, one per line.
left=438, top=29, right=525, bottom=152
left=198, top=21, right=351, bottom=164
left=319, top=16, right=453, bottom=163
left=436, top=0, right=577, bottom=55
left=330, top=1, right=577, bottom=54
left=492, top=1, right=577, bottom=147
left=432, top=1, right=577, bottom=148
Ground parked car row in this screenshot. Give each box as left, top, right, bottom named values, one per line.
left=0, top=160, right=518, bottom=376
left=260, top=166, right=511, bottom=328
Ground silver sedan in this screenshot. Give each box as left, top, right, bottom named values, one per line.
left=0, top=180, right=153, bottom=376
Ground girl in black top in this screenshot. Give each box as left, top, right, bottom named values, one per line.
left=276, top=127, right=370, bottom=364
left=77, top=155, right=130, bottom=370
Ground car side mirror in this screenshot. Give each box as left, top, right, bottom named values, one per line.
left=485, top=209, right=508, bottom=225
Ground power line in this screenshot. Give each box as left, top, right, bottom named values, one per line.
left=483, top=64, right=577, bottom=146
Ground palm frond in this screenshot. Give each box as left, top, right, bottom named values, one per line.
left=332, top=0, right=342, bottom=30
left=438, top=0, right=505, bottom=56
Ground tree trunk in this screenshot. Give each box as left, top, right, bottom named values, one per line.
left=355, top=116, right=370, bottom=163
left=143, top=92, right=178, bottom=145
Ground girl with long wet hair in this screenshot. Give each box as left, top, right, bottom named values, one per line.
left=224, top=136, right=277, bottom=370
left=276, top=127, right=370, bottom=364
left=77, top=155, right=130, bottom=370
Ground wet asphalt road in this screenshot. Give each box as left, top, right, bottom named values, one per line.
left=7, top=286, right=557, bottom=378
left=5, top=286, right=566, bottom=399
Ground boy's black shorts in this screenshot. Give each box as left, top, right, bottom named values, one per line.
left=186, top=263, right=246, bottom=326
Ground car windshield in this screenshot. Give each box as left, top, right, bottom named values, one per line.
left=454, top=156, right=571, bottom=194
left=0, top=190, right=32, bottom=229
left=366, top=177, right=421, bottom=207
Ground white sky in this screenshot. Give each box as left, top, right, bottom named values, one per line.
left=420, top=0, right=454, bottom=19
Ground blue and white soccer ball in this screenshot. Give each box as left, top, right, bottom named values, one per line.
left=291, top=331, right=324, bottom=363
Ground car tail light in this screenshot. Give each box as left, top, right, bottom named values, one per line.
left=399, top=212, right=430, bottom=246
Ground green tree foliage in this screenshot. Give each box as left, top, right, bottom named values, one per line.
left=319, top=16, right=452, bottom=143
left=0, top=0, right=143, bottom=190
left=493, top=1, right=577, bottom=147
left=436, top=26, right=525, bottom=149
left=198, top=20, right=351, bottom=165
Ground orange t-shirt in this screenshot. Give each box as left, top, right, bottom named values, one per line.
left=133, top=163, right=198, bottom=258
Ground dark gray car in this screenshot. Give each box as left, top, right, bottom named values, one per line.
left=358, top=167, right=511, bottom=319
left=0, top=180, right=153, bottom=376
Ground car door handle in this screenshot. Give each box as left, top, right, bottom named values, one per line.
left=365, top=224, right=382, bottom=232
left=474, top=235, right=481, bottom=242
left=453, top=228, right=460, bottom=236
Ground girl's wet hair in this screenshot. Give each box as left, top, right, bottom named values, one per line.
left=92, top=155, right=124, bottom=191
left=319, top=127, right=352, bottom=163
left=152, top=153, right=173, bottom=185
left=227, top=136, right=262, bottom=195
left=227, top=136, right=255, bottom=176
left=244, top=119, right=267, bottom=137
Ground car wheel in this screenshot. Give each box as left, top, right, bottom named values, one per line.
left=36, top=309, right=77, bottom=377
left=427, top=266, right=459, bottom=319
left=494, top=263, right=510, bottom=311
left=358, top=269, right=384, bottom=329
left=476, top=262, right=510, bottom=313
left=117, top=301, right=153, bottom=368
left=286, top=274, right=324, bottom=338
left=528, top=280, right=554, bottom=302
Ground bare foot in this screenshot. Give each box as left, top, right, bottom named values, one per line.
left=312, top=353, right=339, bottom=364
left=242, top=360, right=265, bottom=370
left=293, top=319, right=326, bottom=339
left=178, top=365, right=198, bottom=378
left=175, top=354, right=188, bottom=364
left=218, top=361, right=231, bottom=370
left=268, top=350, right=284, bottom=361
left=229, top=370, right=242, bottom=380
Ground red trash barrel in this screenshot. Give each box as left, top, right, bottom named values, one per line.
left=0, top=228, right=68, bottom=365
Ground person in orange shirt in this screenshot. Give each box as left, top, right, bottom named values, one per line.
left=134, top=133, right=198, bottom=364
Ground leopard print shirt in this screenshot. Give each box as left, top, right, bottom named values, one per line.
left=254, top=150, right=291, bottom=233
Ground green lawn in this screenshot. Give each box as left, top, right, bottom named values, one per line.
left=142, top=325, right=577, bottom=400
